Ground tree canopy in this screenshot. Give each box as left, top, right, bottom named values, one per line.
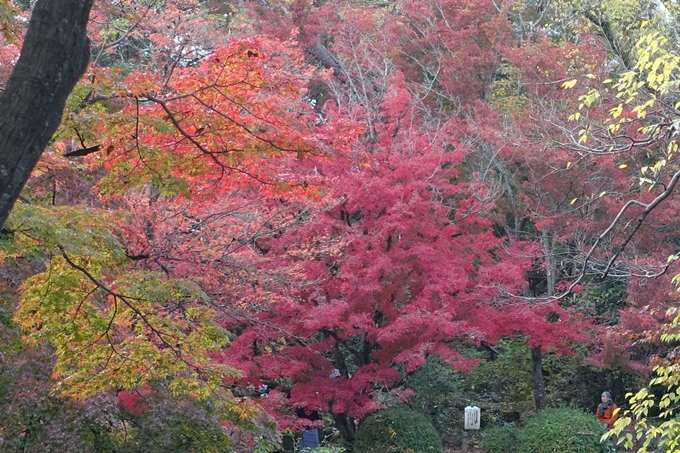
left=3, top=0, right=680, bottom=451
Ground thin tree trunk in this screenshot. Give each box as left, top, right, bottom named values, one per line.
left=531, top=346, right=546, bottom=411
left=542, top=229, right=556, bottom=294
left=531, top=230, right=556, bottom=412
left=0, top=0, right=92, bottom=228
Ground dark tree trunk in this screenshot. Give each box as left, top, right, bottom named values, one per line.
left=333, top=413, right=357, bottom=443
left=0, top=0, right=92, bottom=228
left=531, top=346, right=546, bottom=411
left=305, top=40, right=347, bottom=77
left=583, top=10, right=633, bottom=70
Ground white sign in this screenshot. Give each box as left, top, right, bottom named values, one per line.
left=464, top=405, right=480, bottom=430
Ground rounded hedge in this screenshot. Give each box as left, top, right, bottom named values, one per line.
left=353, top=407, right=442, bottom=453
left=519, top=407, right=607, bottom=453
left=482, top=423, right=520, bottom=453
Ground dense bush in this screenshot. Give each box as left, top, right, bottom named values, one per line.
left=407, top=356, right=468, bottom=442
left=353, top=406, right=442, bottom=453
left=519, top=407, right=607, bottom=453
left=482, top=423, right=520, bottom=453
left=464, top=337, right=535, bottom=424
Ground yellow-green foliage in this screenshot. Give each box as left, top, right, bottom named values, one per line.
left=489, top=61, right=527, bottom=114
left=3, top=204, right=235, bottom=400
left=610, top=310, right=680, bottom=452
left=0, top=0, right=16, bottom=42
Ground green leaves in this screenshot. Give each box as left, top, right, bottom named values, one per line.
left=520, top=408, right=606, bottom=453
left=4, top=203, right=126, bottom=260
left=4, top=204, right=235, bottom=400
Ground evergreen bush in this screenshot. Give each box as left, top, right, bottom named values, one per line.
left=519, top=407, right=607, bottom=453
left=482, top=423, right=520, bottom=453
left=407, top=356, right=467, bottom=442
left=353, top=406, right=442, bottom=453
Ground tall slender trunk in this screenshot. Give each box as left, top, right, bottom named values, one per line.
left=531, top=346, right=546, bottom=411
left=542, top=230, right=556, bottom=295
left=531, top=230, right=556, bottom=412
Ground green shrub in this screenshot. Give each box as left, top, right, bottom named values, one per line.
left=464, top=337, right=535, bottom=424
left=353, top=406, right=442, bottom=453
left=482, top=423, right=520, bottom=453
left=407, top=356, right=468, bottom=442
left=519, top=407, right=607, bottom=453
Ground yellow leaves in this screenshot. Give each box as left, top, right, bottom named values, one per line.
left=672, top=273, right=680, bottom=286
left=609, top=103, right=623, bottom=118
left=569, top=192, right=606, bottom=207
left=639, top=177, right=655, bottom=189
left=631, top=98, right=656, bottom=118
left=561, top=79, right=578, bottom=89
left=578, top=128, right=588, bottom=144
left=642, top=158, right=668, bottom=176
left=619, top=164, right=628, bottom=169
left=578, top=89, right=600, bottom=109
left=5, top=204, right=233, bottom=400
left=615, top=31, right=680, bottom=109
left=636, top=157, right=668, bottom=191
left=43, top=272, right=232, bottom=399
left=598, top=31, right=678, bottom=142
left=617, top=70, right=637, bottom=92
left=635, top=32, right=663, bottom=72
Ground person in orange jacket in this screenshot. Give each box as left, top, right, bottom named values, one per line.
left=596, top=391, right=618, bottom=429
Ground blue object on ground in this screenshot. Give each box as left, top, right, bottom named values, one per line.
left=298, top=428, right=320, bottom=450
